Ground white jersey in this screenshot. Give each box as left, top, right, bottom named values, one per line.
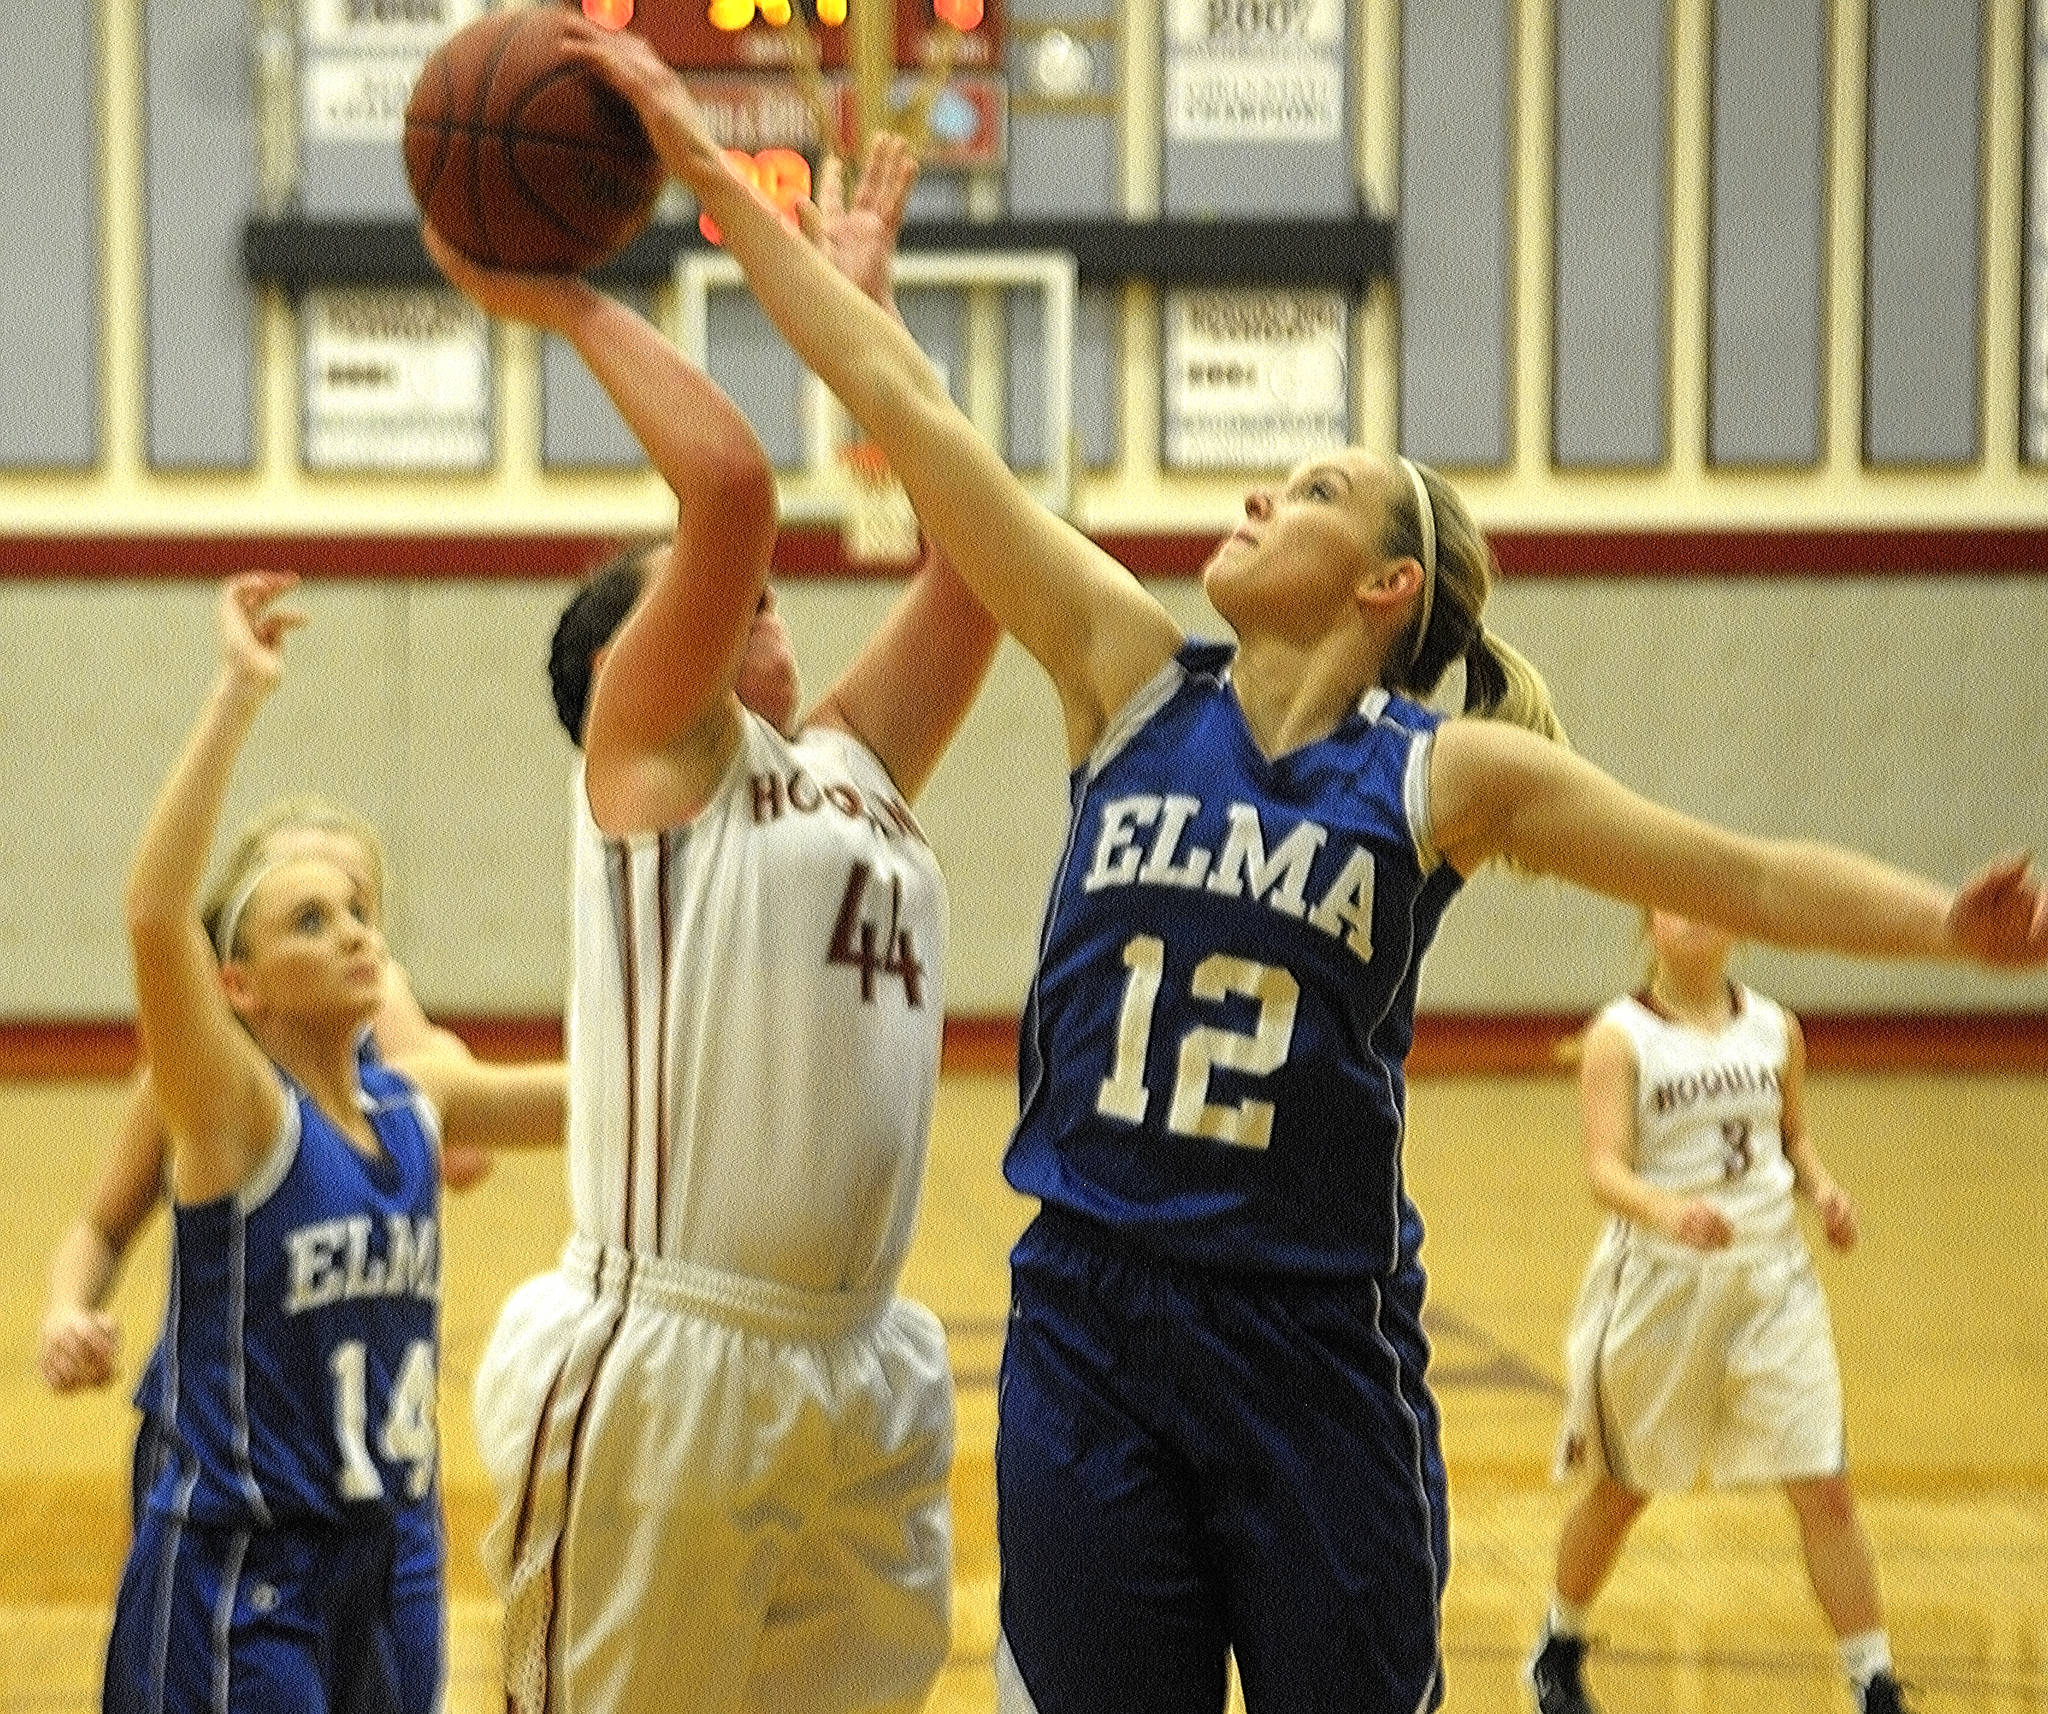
left=1554, top=985, right=1846, bottom=1490
left=1600, top=985, right=1799, bottom=1251
left=564, top=714, right=947, bottom=1294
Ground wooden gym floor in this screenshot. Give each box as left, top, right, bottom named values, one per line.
left=3, top=1068, right=2045, bottom=1711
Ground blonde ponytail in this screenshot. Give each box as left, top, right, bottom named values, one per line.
left=1384, top=459, right=1569, bottom=748
left=1462, top=626, right=1569, bottom=746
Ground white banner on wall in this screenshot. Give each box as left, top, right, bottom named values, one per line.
left=301, top=0, right=487, bottom=144
left=303, top=0, right=484, bottom=52
left=302, top=290, right=492, bottom=472
left=1163, top=289, right=1348, bottom=471
left=1165, top=0, right=1345, bottom=142
left=2028, top=0, right=2048, bottom=463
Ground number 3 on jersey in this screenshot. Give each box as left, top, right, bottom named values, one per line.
left=830, top=861, right=925, bottom=1004
left=1095, top=935, right=1300, bottom=1149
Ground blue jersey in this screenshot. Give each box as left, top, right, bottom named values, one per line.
left=148, top=1058, right=442, bottom=1529
left=1007, top=641, right=1463, bottom=1279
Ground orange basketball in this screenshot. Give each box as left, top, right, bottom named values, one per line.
left=404, top=6, right=663, bottom=275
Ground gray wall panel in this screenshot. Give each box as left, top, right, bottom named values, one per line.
left=1400, top=0, right=1514, bottom=467
left=0, top=11, right=97, bottom=468
left=1004, top=6, right=1118, bottom=470
left=1553, top=0, right=1669, bottom=467
left=1708, top=0, right=1827, bottom=466
left=1864, top=0, right=1983, bottom=465
left=1006, top=116, right=1117, bottom=218
left=1074, top=287, right=1119, bottom=470
left=705, top=290, right=806, bottom=468
left=1007, top=290, right=1049, bottom=470
left=147, top=0, right=258, bottom=469
left=542, top=289, right=655, bottom=470
left=1005, top=1, right=1117, bottom=218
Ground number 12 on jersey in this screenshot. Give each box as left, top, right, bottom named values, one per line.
left=1094, top=935, right=1300, bottom=1150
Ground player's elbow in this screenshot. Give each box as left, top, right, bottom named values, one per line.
left=704, top=441, right=778, bottom=530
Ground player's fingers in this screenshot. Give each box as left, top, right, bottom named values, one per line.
left=857, top=132, right=913, bottom=221
left=877, top=133, right=918, bottom=218
left=816, top=151, right=845, bottom=217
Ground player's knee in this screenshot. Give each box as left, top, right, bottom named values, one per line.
left=1786, top=1473, right=1857, bottom=1530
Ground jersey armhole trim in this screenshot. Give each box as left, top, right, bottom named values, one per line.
left=1085, top=656, right=1188, bottom=780
left=235, top=1089, right=301, bottom=1214
left=1404, top=728, right=1442, bottom=873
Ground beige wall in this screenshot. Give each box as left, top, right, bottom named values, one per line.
left=3, top=0, right=2045, bottom=1023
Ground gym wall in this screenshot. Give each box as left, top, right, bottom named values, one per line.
left=1, top=0, right=2044, bottom=1036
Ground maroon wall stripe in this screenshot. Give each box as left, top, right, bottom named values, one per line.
left=4, top=526, right=2044, bottom=584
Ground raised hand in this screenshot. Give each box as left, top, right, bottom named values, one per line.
left=420, top=224, right=597, bottom=333
left=802, top=131, right=920, bottom=310
left=219, top=570, right=305, bottom=692
left=560, top=14, right=724, bottom=182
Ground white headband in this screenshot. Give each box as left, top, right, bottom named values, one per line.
left=1398, top=455, right=1438, bottom=668
left=212, top=857, right=291, bottom=962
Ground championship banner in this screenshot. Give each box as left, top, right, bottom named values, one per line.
left=1164, top=0, right=1344, bottom=144
left=1163, top=289, right=1348, bottom=472
left=302, top=289, right=492, bottom=472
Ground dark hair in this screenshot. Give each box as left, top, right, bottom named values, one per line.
left=549, top=542, right=658, bottom=746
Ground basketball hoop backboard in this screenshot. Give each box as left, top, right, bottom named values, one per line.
left=675, top=247, right=1076, bottom=525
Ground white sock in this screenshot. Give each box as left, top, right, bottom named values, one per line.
left=1839, top=1628, right=1892, bottom=1687
left=1547, top=1595, right=1592, bottom=1641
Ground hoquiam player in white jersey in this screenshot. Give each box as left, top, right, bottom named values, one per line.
left=1530, top=913, right=1919, bottom=1714
left=423, top=138, right=1001, bottom=1714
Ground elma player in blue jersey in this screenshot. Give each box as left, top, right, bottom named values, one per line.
left=44, top=793, right=495, bottom=1714
left=109, top=571, right=565, bottom=1714
left=570, top=30, right=2048, bottom=1713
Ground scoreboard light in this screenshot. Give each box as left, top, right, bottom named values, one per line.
left=629, top=2, right=995, bottom=70
left=697, top=147, right=813, bottom=244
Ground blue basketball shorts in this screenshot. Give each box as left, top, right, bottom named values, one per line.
left=995, top=1209, right=1449, bottom=1714
left=103, top=1505, right=425, bottom=1714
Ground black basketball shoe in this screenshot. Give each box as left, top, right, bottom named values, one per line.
left=1527, top=1629, right=1600, bottom=1714
left=1859, top=1671, right=1920, bottom=1714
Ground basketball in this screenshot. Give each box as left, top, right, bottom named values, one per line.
left=404, top=5, right=663, bottom=276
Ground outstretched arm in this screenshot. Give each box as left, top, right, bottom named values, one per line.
left=393, top=1053, right=565, bottom=1157
left=562, top=19, right=1182, bottom=764
left=792, top=135, right=1001, bottom=798
left=370, top=959, right=494, bottom=1190
left=421, top=232, right=777, bottom=832
left=1431, top=718, right=2048, bottom=966
left=127, top=574, right=299, bottom=1204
